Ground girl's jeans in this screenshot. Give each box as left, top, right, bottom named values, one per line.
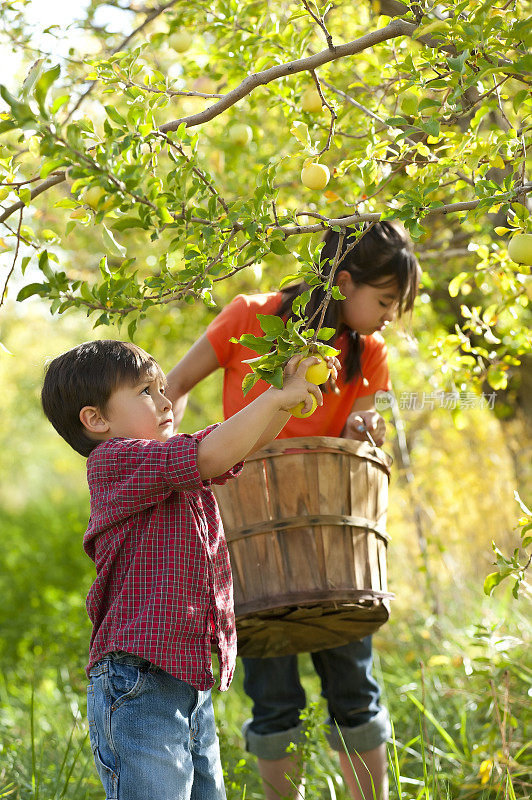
left=242, top=637, right=391, bottom=758
left=87, top=652, right=226, bottom=800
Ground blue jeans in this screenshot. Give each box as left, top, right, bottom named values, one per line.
left=87, top=653, right=226, bottom=800
left=242, top=637, right=391, bottom=759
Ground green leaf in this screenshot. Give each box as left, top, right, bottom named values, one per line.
left=40, top=159, right=68, bottom=179
left=0, top=118, right=18, bottom=133
left=0, top=85, right=34, bottom=123
left=269, top=239, right=291, bottom=256
left=484, top=571, right=504, bottom=595
left=16, top=282, right=48, bottom=301
left=18, top=187, right=31, bottom=206
left=159, top=206, right=174, bottom=225
left=279, top=274, right=301, bottom=289
left=232, top=334, right=272, bottom=355
left=51, top=94, right=69, bottom=114
left=290, top=121, right=311, bottom=149
left=34, top=64, right=61, bottom=112
left=331, top=286, right=345, bottom=301
left=102, top=225, right=126, bottom=257
left=21, top=58, right=45, bottom=99
left=316, top=327, right=335, bottom=341
left=112, top=216, right=149, bottom=231
left=268, top=366, right=284, bottom=389
left=318, top=344, right=340, bottom=357
left=413, top=19, right=451, bottom=39
left=38, top=250, right=53, bottom=279
left=487, top=366, right=507, bottom=391
left=257, top=314, right=285, bottom=337
left=105, top=105, right=127, bottom=126
left=242, top=372, right=261, bottom=396
left=447, top=50, right=469, bottom=75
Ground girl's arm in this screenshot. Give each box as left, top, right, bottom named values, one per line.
left=165, top=334, right=220, bottom=428
left=341, top=393, right=386, bottom=445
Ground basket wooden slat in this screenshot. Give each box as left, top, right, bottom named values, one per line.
left=214, top=437, right=393, bottom=657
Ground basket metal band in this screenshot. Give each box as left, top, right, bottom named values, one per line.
left=247, top=440, right=392, bottom=477
left=224, top=513, right=390, bottom=542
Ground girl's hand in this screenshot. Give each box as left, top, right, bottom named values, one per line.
left=343, top=410, right=386, bottom=446
left=323, top=355, right=341, bottom=383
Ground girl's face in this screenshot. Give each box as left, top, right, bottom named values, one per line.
left=337, top=271, right=400, bottom=335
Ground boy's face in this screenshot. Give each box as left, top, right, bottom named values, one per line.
left=96, top=374, right=174, bottom=443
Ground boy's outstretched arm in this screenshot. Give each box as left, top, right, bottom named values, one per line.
left=196, top=356, right=321, bottom=480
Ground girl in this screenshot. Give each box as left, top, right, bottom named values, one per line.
left=166, top=220, right=421, bottom=800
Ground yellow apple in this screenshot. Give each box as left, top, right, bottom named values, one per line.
left=508, top=234, right=532, bottom=266
left=301, top=87, right=322, bottom=113
left=82, top=186, right=115, bottom=211
left=303, top=354, right=331, bottom=385
left=301, top=163, right=330, bottom=191
left=290, top=393, right=318, bottom=419
left=228, top=124, right=253, bottom=147
left=170, top=30, right=192, bottom=53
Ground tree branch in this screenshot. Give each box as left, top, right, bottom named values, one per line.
left=64, top=0, right=181, bottom=123
left=0, top=208, right=23, bottom=309
left=159, top=19, right=415, bottom=132
left=277, top=183, right=532, bottom=236
left=0, top=173, right=66, bottom=224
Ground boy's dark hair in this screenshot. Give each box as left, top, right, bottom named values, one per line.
left=278, top=220, right=421, bottom=382
left=41, top=340, right=164, bottom=457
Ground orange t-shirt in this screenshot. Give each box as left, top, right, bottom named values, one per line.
left=206, top=292, right=391, bottom=439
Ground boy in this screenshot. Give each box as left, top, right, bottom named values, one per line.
left=41, top=339, right=334, bottom=800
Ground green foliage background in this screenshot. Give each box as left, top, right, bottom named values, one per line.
left=0, top=0, right=531, bottom=797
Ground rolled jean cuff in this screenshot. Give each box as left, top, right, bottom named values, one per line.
left=242, top=719, right=304, bottom=760
left=326, top=707, right=391, bottom=753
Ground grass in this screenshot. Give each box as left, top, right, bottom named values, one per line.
left=1, top=603, right=530, bottom=799
left=1, top=508, right=530, bottom=799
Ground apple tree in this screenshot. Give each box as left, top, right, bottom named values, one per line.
left=0, top=0, right=530, bottom=396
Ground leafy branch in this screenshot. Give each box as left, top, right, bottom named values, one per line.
left=484, top=492, right=532, bottom=600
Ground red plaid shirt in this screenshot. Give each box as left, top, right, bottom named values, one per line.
left=83, top=425, right=242, bottom=691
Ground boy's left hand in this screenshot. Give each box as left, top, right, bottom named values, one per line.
left=283, top=353, right=341, bottom=383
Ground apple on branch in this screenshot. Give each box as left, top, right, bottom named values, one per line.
left=508, top=234, right=532, bottom=267
left=301, top=87, right=323, bottom=113
left=169, top=30, right=192, bottom=53
left=301, top=161, right=330, bottom=191
left=228, top=124, right=253, bottom=147
left=81, top=186, right=116, bottom=212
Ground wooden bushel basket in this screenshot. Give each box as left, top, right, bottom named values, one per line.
left=213, top=436, right=393, bottom=658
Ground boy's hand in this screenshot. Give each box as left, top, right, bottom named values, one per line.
left=270, top=355, right=322, bottom=415
left=284, top=353, right=340, bottom=384
left=343, top=410, right=386, bottom=446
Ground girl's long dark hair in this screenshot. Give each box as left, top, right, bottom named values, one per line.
left=277, top=220, right=421, bottom=382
